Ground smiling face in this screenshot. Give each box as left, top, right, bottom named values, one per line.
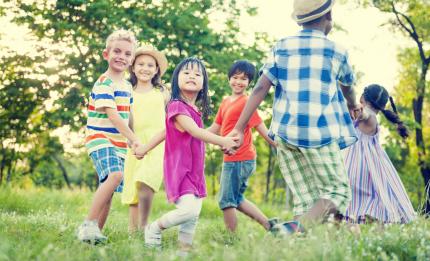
left=229, top=72, right=250, bottom=95
left=177, top=63, right=204, bottom=95
left=132, top=54, right=158, bottom=84
left=103, top=39, right=134, bottom=73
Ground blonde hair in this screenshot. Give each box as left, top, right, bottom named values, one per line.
left=105, top=29, right=138, bottom=50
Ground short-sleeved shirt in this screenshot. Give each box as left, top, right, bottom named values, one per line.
left=261, top=29, right=357, bottom=149
left=85, top=75, right=133, bottom=158
left=215, top=95, right=262, bottom=162
left=164, top=100, right=207, bottom=203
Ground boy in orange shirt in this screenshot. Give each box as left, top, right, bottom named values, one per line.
left=208, top=60, right=277, bottom=232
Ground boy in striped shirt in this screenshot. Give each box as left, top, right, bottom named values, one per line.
left=77, top=29, right=141, bottom=243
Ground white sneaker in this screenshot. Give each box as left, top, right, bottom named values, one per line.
left=77, top=220, right=107, bottom=244
left=145, top=223, right=162, bottom=248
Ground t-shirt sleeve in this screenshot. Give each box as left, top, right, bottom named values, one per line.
left=248, top=109, right=263, bottom=128
left=338, top=51, right=355, bottom=87
left=167, top=100, right=192, bottom=123
left=260, top=46, right=279, bottom=86
left=214, top=100, right=224, bottom=125
left=93, top=83, right=116, bottom=110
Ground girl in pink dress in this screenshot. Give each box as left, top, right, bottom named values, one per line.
left=134, top=57, right=237, bottom=253
left=344, top=84, right=415, bottom=224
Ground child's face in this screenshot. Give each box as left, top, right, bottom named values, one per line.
left=229, top=72, right=250, bottom=95
left=132, top=54, right=158, bottom=83
left=103, top=40, right=134, bottom=73
left=178, top=64, right=204, bottom=94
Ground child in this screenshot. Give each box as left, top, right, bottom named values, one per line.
left=227, top=0, right=361, bottom=233
left=344, top=84, right=416, bottom=224
left=134, top=57, right=238, bottom=252
left=77, top=29, right=141, bottom=243
left=122, top=45, right=169, bottom=232
left=207, top=60, right=277, bottom=232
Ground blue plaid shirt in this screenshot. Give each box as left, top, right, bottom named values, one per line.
left=261, top=29, right=357, bottom=149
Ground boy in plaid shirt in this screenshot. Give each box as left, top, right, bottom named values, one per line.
left=228, top=0, right=360, bottom=233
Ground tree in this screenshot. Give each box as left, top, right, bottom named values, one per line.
left=1, top=0, right=269, bottom=191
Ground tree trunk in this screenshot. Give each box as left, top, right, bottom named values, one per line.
left=414, top=64, right=429, bottom=215
left=52, top=155, right=71, bottom=189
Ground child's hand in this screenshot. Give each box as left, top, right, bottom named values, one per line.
left=221, top=136, right=239, bottom=155
left=133, top=143, right=148, bottom=160
left=268, top=139, right=278, bottom=148
left=348, top=103, right=362, bottom=120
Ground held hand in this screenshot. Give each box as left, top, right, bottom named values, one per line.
left=223, top=129, right=244, bottom=155
left=133, top=143, right=148, bottom=160
left=221, top=136, right=239, bottom=155
left=348, top=103, right=361, bottom=121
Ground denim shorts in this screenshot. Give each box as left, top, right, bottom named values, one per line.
left=218, top=160, right=256, bottom=210
left=89, top=147, right=124, bottom=193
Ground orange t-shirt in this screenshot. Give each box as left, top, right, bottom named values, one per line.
left=215, top=95, right=262, bottom=162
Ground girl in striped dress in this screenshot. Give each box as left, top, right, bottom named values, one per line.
left=344, top=84, right=415, bottom=224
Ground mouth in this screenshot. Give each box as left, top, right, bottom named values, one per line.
left=186, top=81, right=196, bottom=85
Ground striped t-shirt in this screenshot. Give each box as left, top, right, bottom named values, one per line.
left=85, top=75, right=133, bottom=158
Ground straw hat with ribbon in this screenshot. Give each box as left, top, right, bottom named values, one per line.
left=134, top=45, right=168, bottom=77
left=292, top=0, right=335, bottom=24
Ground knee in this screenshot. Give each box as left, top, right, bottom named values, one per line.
left=109, top=172, right=123, bottom=185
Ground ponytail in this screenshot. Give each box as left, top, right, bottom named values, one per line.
left=380, top=97, right=408, bottom=139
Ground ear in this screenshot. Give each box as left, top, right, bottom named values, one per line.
left=102, top=48, right=109, bottom=61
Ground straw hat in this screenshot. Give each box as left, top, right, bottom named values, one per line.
left=134, top=45, right=168, bottom=76
left=292, top=0, right=335, bottom=24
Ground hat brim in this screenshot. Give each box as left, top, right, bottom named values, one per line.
left=134, top=49, right=168, bottom=77
left=292, top=0, right=335, bottom=24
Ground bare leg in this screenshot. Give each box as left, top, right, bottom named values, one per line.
left=237, top=200, right=270, bottom=230
left=87, top=172, right=122, bottom=222
left=137, top=182, right=155, bottom=229
left=128, top=204, right=138, bottom=232
left=98, top=195, right=113, bottom=230
left=223, top=207, right=238, bottom=232
left=298, top=198, right=338, bottom=226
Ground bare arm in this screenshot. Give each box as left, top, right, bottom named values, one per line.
left=105, top=107, right=140, bottom=145
left=206, top=122, right=221, bottom=135
left=340, top=83, right=360, bottom=119
left=134, top=130, right=166, bottom=159
left=226, top=75, right=273, bottom=151
left=176, top=115, right=237, bottom=150
left=235, top=75, right=272, bottom=132
left=254, top=122, right=277, bottom=147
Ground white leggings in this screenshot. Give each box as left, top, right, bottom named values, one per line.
left=158, top=194, right=203, bottom=245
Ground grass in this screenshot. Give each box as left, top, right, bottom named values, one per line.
left=0, top=187, right=429, bottom=261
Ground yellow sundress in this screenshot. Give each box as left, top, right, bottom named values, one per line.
left=122, top=88, right=165, bottom=205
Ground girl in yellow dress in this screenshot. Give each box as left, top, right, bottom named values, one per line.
left=122, top=45, right=169, bottom=232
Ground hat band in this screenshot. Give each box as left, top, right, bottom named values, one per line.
left=296, top=0, right=332, bottom=20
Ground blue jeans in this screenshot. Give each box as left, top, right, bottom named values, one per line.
left=218, top=160, right=256, bottom=210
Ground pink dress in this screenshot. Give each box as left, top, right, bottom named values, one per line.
left=163, top=100, right=207, bottom=203
left=344, top=123, right=416, bottom=223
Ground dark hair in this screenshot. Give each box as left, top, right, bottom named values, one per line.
left=170, top=57, right=211, bottom=119
left=228, top=60, right=256, bottom=83
left=129, top=54, right=164, bottom=91
left=363, top=84, right=408, bottom=139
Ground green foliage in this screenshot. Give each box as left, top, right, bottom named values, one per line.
left=0, top=187, right=429, bottom=260
left=0, top=0, right=269, bottom=190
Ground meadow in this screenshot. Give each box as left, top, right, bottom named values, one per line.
left=0, top=187, right=429, bottom=261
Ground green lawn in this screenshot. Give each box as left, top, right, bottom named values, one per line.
left=0, top=187, right=429, bottom=261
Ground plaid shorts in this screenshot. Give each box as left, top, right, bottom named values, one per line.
left=275, top=136, right=351, bottom=216
left=89, top=147, right=124, bottom=193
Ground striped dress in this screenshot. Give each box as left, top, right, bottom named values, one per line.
left=344, top=122, right=416, bottom=223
